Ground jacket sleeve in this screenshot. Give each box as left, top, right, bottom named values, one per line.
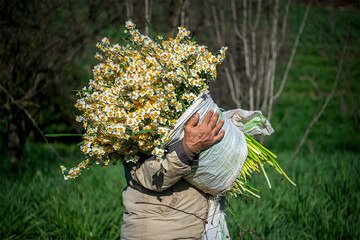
left=133, top=140, right=195, bottom=192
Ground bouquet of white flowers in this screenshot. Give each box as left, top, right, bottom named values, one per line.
left=60, top=20, right=226, bottom=178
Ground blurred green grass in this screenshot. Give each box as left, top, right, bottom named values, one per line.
left=226, top=151, right=360, bottom=239
left=1, top=143, right=126, bottom=240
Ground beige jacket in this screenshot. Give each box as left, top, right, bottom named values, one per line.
left=121, top=141, right=210, bottom=240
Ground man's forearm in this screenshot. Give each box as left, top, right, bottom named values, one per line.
left=133, top=140, right=194, bottom=192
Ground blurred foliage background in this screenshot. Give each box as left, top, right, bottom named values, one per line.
left=1, top=0, right=359, bottom=239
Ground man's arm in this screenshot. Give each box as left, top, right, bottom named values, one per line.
left=133, top=110, right=225, bottom=192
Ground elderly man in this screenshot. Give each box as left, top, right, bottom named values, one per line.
left=121, top=109, right=225, bottom=239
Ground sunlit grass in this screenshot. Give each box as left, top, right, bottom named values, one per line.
left=1, top=143, right=126, bottom=240
left=1, top=144, right=359, bottom=239
left=226, top=151, right=360, bottom=239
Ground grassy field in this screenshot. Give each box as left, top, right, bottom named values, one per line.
left=0, top=142, right=126, bottom=240
left=1, top=3, right=360, bottom=240
left=1, top=143, right=359, bottom=239
left=226, top=151, right=360, bottom=239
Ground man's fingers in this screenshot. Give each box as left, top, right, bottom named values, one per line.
left=201, top=110, right=214, bottom=125
left=213, top=129, right=225, bottom=142
left=212, top=118, right=224, bottom=134
left=208, top=111, right=220, bottom=128
left=186, top=113, right=200, bottom=127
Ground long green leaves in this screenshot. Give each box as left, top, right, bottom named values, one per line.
left=244, top=133, right=296, bottom=187
left=231, top=133, right=297, bottom=198
left=145, top=18, right=164, bottom=50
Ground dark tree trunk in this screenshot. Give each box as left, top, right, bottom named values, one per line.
left=7, top=106, right=24, bottom=170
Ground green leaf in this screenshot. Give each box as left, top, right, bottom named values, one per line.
left=191, top=32, right=196, bottom=42
left=154, top=57, right=166, bottom=71
left=45, top=133, right=83, bottom=137
left=145, top=18, right=164, bottom=50
left=131, top=129, right=155, bottom=135
left=178, top=97, right=186, bottom=113
left=113, top=30, right=127, bottom=39
left=126, top=39, right=138, bottom=49
left=242, top=181, right=259, bottom=192
left=71, top=89, right=93, bottom=93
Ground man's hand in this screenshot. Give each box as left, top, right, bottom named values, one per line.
left=183, top=109, right=225, bottom=158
